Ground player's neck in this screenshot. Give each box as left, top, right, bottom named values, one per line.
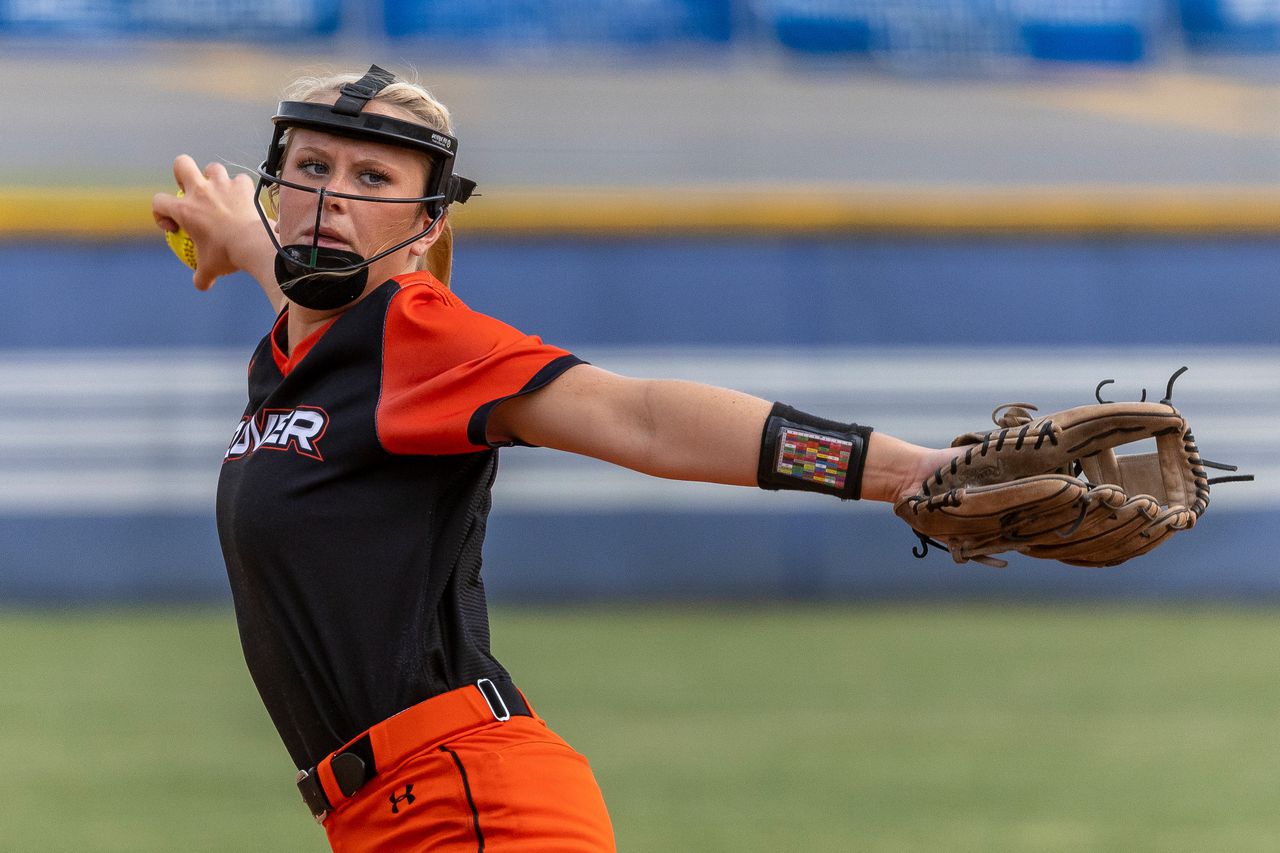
left=285, top=304, right=348, bottom=356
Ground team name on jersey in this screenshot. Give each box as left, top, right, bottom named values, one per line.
left=225, top=407, right=329, bottom=462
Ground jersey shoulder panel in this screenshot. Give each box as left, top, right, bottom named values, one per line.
left=376, top=278, right=579, bottom=456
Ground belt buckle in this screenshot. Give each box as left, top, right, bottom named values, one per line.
left=476, top=678, right=511, bottom=722
left=295, top=768, right=329, bottom=825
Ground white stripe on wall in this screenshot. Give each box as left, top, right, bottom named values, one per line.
left=0, top=346, right=1273, bottom=514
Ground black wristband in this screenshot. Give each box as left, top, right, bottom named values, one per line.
left=757, top=403, right=874, bottom=500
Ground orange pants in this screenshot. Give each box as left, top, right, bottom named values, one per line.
left=317, top=689, right=615, bottom=852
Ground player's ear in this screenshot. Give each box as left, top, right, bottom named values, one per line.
left=407, top=211, right=446, bottom=260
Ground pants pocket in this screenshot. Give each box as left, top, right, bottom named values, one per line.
left=442, top=719, right=616, bottom=852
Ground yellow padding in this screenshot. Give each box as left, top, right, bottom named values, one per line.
left=5, top=184, right=1280, bottom=237
left=0, top=188, right=159, bottom=238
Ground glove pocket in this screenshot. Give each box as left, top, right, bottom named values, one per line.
left=896, top=474, right=1093, bottom=565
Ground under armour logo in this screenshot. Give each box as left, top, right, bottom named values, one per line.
left=389, top=783, right=416, bottom=815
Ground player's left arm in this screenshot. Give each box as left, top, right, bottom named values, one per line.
left=487, top=363, right=952, bottom=503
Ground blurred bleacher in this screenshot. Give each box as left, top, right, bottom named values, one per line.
left=6, top=1, right=1280, bottom=58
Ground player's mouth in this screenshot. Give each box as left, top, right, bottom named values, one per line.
left=297, top=229, right=353, bottom=251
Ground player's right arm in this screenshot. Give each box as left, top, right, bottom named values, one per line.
left=490, top=364, right=955, bottom=504
left=152, top=155, right=283, bottom=312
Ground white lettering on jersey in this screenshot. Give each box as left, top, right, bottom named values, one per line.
left=224, top=406, right=330, bottom=462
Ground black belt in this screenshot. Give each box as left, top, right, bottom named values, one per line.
left=296, top=679, right=532, bottom=821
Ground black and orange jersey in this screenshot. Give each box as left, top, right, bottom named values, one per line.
left=215, top=271, right=581, bottom=770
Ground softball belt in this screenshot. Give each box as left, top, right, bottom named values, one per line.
left=295, top=678, right=532, bottom=822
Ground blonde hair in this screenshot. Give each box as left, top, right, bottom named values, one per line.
left=280, top=70, right=459, bottom=288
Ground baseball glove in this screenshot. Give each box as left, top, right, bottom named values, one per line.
left=895, top=367, right=1252, bottom=568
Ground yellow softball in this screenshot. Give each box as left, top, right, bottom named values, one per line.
left=165, top=189, right=198, bottom=270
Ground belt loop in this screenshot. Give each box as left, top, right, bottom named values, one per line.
left=295, top=768, right=330, bottom=824
left=476, top=678, right=511, bottom=721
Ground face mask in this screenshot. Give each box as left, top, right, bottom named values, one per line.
left=274, top=244, right=371, bottom=311
left=252, top=64, right=477, bottom=311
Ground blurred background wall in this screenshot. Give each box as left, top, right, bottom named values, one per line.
left=0, top=0, right=1276, bottom=603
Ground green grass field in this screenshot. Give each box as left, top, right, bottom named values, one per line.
left=3, top=604, right=1278, bottom=852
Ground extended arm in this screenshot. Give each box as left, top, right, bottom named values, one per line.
left=488, top=364, right=955, bottom=504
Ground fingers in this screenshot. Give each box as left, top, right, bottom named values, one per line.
left=159, top=155, right=255, bottom=229
left=162, top=155, right=211, bottom=233
left=193, top=267, right=215, bottom=292
left=203, top=162, right=230, bottom=183
left=172, top=154, right=201, bottom=192
left=232, top=172, right=255, bottom=194
left=152, top=193, right=177, bottom=232
left=172, top=155, right=240, bottom=195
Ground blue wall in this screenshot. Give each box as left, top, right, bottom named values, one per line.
left=0, top=235, right=1274, bottom=603
left=5, top=235, right=1276, bottom=349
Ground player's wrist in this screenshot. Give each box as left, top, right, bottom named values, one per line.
left=756, top=403, right=873, bottom=500
left=860, top=435, right=954, bottom=505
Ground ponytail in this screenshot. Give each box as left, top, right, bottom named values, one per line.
left=423, top=217, right=454, bottom=289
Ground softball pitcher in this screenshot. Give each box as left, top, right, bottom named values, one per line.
left=152, top=65, right=956, bottom=852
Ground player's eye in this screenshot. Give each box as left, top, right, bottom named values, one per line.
left=296, top=159, right=329, bottom=178
left=360, top=169, right=392, bottom=188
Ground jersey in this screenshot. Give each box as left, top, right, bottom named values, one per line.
left=215, top=271, right=582, bottom=770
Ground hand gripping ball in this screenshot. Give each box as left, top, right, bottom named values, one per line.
left=164, top=189, right=198, bottom=270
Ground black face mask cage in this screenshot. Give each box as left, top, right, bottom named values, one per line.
left=253, top=65, right=477, bottom=295
left=252, top=159, right=451, bottom=283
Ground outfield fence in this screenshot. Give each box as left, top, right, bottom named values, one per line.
left=0, top=226, right=1273, bottom=603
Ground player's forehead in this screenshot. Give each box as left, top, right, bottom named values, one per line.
left=287, top=99, right=430, bottom=171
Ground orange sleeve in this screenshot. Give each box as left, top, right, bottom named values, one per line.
left=376, top=281, right=582, bottom=456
